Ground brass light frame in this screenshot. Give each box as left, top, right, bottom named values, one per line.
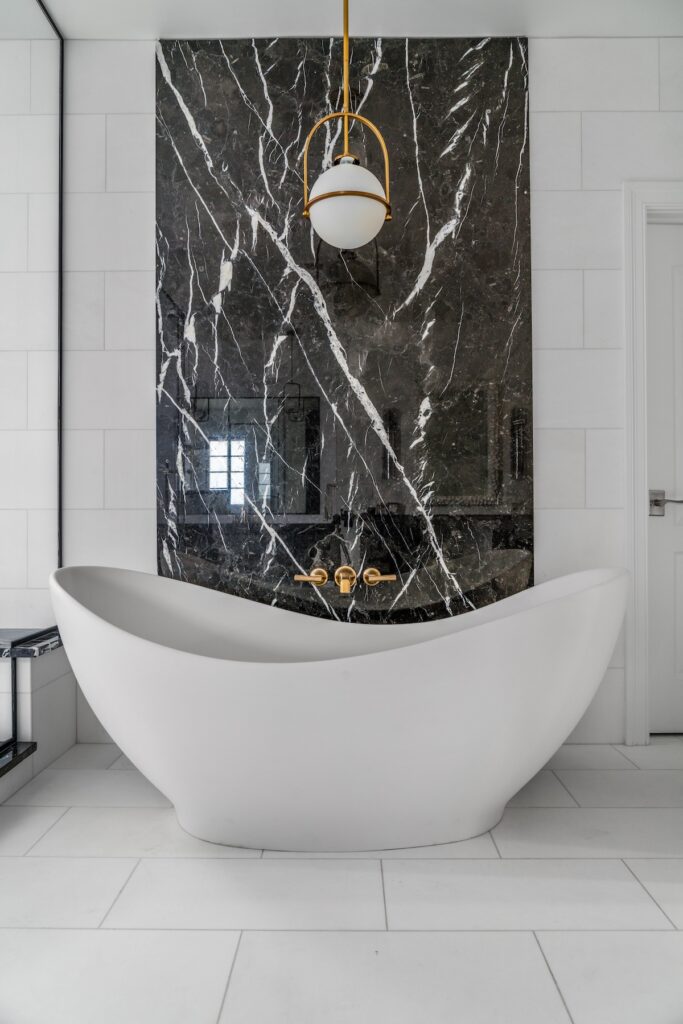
left=302, top=0, right=392, bottom=223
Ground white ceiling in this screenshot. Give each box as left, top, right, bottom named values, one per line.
left=1, top=0, right=57, bottom=38
left=40, top=0, right=683, bottom=40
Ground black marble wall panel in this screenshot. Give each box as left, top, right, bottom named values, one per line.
left=156, top=37, right=532, bottom=622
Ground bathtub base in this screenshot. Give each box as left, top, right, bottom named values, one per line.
left=174, top=804, right=506, bottom=853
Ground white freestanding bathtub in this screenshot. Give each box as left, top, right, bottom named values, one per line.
left=50, top=565, right=628, bottom=851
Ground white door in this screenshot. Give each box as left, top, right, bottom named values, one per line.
left=647, top=222, right=683, bottom=732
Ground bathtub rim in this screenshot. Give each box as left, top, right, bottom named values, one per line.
left=50, top=564, right=629, bottom=669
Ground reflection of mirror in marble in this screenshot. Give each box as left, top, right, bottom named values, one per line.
left=157, top=38, right=532, bottom=622
left=0, top=1, right=60, bottom=625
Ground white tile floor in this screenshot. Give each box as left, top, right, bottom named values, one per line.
left=1, top=738, right=682, bottom=1022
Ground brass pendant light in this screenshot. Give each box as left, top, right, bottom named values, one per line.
left=302, top=0, right=391, bottom=249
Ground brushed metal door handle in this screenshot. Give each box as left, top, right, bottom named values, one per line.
left=649, top=489, right=683, bottom=516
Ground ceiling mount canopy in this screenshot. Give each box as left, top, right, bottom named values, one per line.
left=302, top=0, right=391, bottom=250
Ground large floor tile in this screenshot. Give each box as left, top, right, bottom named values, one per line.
left=507, top=771, right=577, bottom=807
left=262, top=833, right=498, bottom=859
left=221, top=931, right=571, bottom=1024
left=50, top=743, right=121, bottom=770
left=0, top=806, right=66, bottom=855
left=616, top=737, right=683, bottom=769
left=0, top=929, right=239, bottom=1024
left=0, top=857, right=136, bottom=927
left=557, top=769, right=683, bottom=807
left=382, top=859, right=669, bottom=930
left=546, top=744, right=634, bottom=770
left=494, top=808, right=683, bottom=858
left=105, top=858, right=386, bottom=930
left=6, top=768, right=170, bottom=807
left=626, top=859, right=683, bottom=928
left=539, top=932, right=683, bottom=1024
left=28, top=806, right=261, bottom=858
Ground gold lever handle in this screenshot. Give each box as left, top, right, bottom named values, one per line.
left=334, top=565, right=357, bottom=595
left=293, top=567, right=328, bottom=587
left=362, top=567, right=398, bottom=587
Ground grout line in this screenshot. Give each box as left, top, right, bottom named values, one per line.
left=0, top=926, right=676, bottom=934
left=622, top=858, right=678, bottom=929
left=379, top=860, right=389, bottom=929
left=609, top=744, right=640, bottom=768
left=616, top=747, right=643, bottom=768
left=214, top=930, right=243, bottom=1024
left=96, top=857, right=141, bottom=928
left=488, top=829, right=503, bottom=858
left=20, top=806, right=70, bottom=856
left=550, top=770, right=581, bottom=807
left=533, top=931, right=576, bottom=1023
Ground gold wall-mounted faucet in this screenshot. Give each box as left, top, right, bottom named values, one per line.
left=362, top=567, right=398, bottom=587
left=334, top=565, right=357, bottom=595
left=293, top=567, right=328, bottom=587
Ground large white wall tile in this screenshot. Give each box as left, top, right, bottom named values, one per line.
left=0, top=589, right=52, bottom=629
left=64, top=350, right=154, bottom=429
left=0, top=511, right=28, bottom=588
left=534, top=509, right=626, bottom=581
left=584, top=269, right=623, bottom=349
left=63, top=430, right=104, bottom=509
left=533, top=430, right=585, bottom=509
left=0, top=41, right=30, bottom=114
left=65, top=41, right=155, bottom=114
left=660, top=38, right=683, bottom=111
left=0, top=195, right=28, bottom=271
left=0, top=432, right=56, bottom=509
left=27, top=510, right=58, bottom=589
left=534, top=350, right=624, bottom=429
left=0, top=116, right=58, bottom=193
left=64, top=115, right=106, bottom=193
left=31, top=674, right=77, bottom=773
left=65, top=193, right=154, bottom=271
left=529, top=113, right=581, bottom=190
left=106, top=115, right=155, bottom=192
left=105, top=272, right=155, bottom=349
left=531, top=191, right=622, bottom=270
left=529, top=38, right=659, bottom=112
left=586, top=429, right=625, bottom=509
left=531, top=270, right=582, bottom=348
left=582, top=113, right=683, bottom=189
left=0, top=351, right=27, bottom=427
left=27, top=351, right=57, bottom=429
left=105, top=430, right=156, bottom=509
left=64, top=272, right=105, bottom=349
left=64, top=510, right=157, bottom=572
left=0, top=273, right=57, bottom=350
left=30, top=40, right=60, bottom=115
left=28, top=194, right=58, bottom=272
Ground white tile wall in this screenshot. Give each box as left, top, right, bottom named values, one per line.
left=0, top=40, right=59, bottom=627
left=582, top=113, right=683, bottom=188
left=529, top=39, right=659, bottom=112
left=531, top=270, right=583, bottom=348
left=0, top=42, right=30, bottom=114
left=531, top=191, right=622, bottom=269
left=529, top=113, right=581, bottom=190
left=659, top=38, right=683, bottom=111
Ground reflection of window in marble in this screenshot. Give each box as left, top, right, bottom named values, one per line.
left=209, top=438, right=245, bottom=505
left=258, top=461, right=272, bottom=504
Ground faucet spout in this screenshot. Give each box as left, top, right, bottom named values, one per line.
left=334, top=565, right=357, bottom=596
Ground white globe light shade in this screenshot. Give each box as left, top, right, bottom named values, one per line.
left=308, top=161, right=387, bottom=249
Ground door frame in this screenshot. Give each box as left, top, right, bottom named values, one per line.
left=624, top=181, right=683, bottom=744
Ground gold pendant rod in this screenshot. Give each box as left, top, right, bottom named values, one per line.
left=342, top=0, right=350, bottom=156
